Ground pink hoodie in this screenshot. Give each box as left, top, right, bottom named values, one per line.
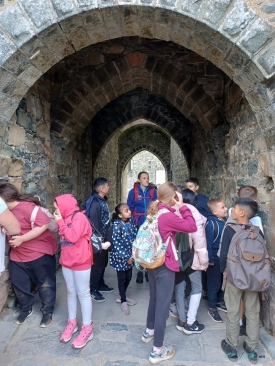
left=157, top=203, right=197, bottom=272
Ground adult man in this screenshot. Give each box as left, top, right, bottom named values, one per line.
left=88, top=178, right=113, bottom=302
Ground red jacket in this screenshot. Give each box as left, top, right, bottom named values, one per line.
left=55, top=194, right=93, bottom=271
left=157, top=203, right=197, bottom=272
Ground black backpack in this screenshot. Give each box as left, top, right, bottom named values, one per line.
left=176, top=232, right=194, bottom=272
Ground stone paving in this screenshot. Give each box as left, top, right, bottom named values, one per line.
left=0, top=265, right=275, bottom=366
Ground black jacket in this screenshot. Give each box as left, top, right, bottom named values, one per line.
left=88, top=191, right=110, bottom=237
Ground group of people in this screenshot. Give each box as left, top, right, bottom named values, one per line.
left=0, top=173, right=264, bottom=364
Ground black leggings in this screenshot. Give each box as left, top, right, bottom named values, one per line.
left=117, top=268, right=132, bottom=303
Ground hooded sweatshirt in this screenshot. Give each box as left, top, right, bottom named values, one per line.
left=205, top=214, right=226, bottom=263
left=55, top=194, right=93, bottom=271
left=127, top=182, right=157, bottom=226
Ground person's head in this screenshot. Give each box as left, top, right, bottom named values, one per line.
left=138, top=172, right=149, bottom=189
left=94, top=177, right=109, bottom=197
left=0, top=183, right=40, bottom=209
left=147, top=182, right=178, bottom=217
left=185, top=177, right=199, bottom=194
left=112, top=203, right=131, bottom=222
left=207, top=198, right=228, bottom=219
left=238, top=186, right=258, bottom=201
left=181, top=188, right=198, bottom=207
left=232, top=198, right=258, bottom=223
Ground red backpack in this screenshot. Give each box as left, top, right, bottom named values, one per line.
left=132, top=182, right=155, bottom=225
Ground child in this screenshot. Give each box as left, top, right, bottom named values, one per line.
left=109, top=203, right=137, bottom=315
left=54, top=194, right=93, bottom=349
left=220, top=198, right=263, bottom=364
left=175, top=189, right=209, bottom=335
left=141, top=182, right=197, bottom=364
left=185, top=178, right=211, bottom=218
left=205, top=198, right=228, bottom=323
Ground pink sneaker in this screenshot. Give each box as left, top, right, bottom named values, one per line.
left=60, top=318, right=78, bottom=343
left=71, top=324, right=94, bottom=349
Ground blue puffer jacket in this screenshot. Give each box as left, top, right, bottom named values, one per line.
left=205, top=214, right=226, bottom=263
left=127, top=183, right=157, bottom=226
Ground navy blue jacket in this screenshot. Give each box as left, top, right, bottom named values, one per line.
left=205, top=214, right=226, bottom=263
left=88, top=191, right=110, bottom=237
left=127, top=183, right=157, bottom=226
left=196, top=194, right=211, bottom=218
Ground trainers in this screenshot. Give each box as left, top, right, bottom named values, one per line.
left=221, top=339, right=238, bottom=362
left=176, top=319, right=186, bottom=332
left=169, top=303, right=179, bottom=318
left=182, top=320, right=205, bottom=335
left=121, top=302, right=130, bottom=315
left=145, top=270, right=149, bottom=282
left=217, top=301, right=227, bottom=312
left=141, top=330, right=154, bottom=343
left=91, top=290, right=105, bottom=302
left=208, top=308, right=223, bottom=323
left=60, top=318, right=78, bottom=343
left=98, top=284, right=114, bottom=293
left=71, top=324, right=94, bottom=349
left=149, top=344, right=175, bottom=364
left=40, top=313, right=53, bottom=328
left=136, top=271, right=143, bottom=284
left=240, top=324, right=247, bottom=336
left=14, top=309, right=33, bottom=325
left=243, top=341, right=258, bottom=364
left=116, top=296, right=136, bottom=306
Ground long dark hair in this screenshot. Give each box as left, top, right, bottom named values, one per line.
left=0, top=183, right=41, bottom=205
left=181, top=188, right=198, bottom=206
left=111, top=203, right=127, bottom=222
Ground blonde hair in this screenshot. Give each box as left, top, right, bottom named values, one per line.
left=238, top=186, right=258, bottom=200
left=207, top=198, right=224, bottom=213
left=147, top=182, right=177, bottom=220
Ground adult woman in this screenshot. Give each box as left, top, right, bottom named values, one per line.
left=0, top=183, right=57, bottom=327
left=141, top=182, right=197, bottom=364
left=127, top=172, right=157, bottom=283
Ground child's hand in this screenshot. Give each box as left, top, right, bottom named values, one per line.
left=208, top=263, right=214, bottom=266
left=54, top=211, right=62, bottom=221
left=9, top=236, right=23, bottom=248
left=127, top=258, right=134, bottom=264
left=172, top=191, right=184, bottom=208
left=102, top=241, right=111, bottom=250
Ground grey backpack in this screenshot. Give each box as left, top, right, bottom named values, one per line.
left=226, top=225, right=270, bottom=292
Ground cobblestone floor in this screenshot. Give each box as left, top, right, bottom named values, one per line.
left=0, top=266, right=274, bottom=366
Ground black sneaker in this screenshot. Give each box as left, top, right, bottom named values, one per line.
left=217, top=302, right=227, bottom=312
left=183, top=320, right=205, bottom=335
left=40, top=313, right=53, bottom=328
left=208, top=308, right=223, bottom=323
left=176, top=319, right=186, bottom=332
left=91, top=291, right=105, bottom=302
left=98, top=284, right=114, bottom=293
left=240, top=324, right=247, bottom=336
left=243, top=341, right=258, bottom=364
left=145, top=270, right=149, bottom=282
left=14, top=309, right=33, bottom=325
left=221, top=339, right=238, bottom=362
left=136, top=271, right=143, bottom=284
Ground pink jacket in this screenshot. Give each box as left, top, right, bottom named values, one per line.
left=184, top=204, right=209, bottom=271
left=157, top=203, right=197, bottom=272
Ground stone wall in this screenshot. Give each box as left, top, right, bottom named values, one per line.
left=170, top=139, right=190, bottom=186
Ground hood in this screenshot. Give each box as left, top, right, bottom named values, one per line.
left=185, top=203, right=207, bottom=225
left=91, top=191, right=107, bottom=201
left=158, top=202, right=176, bottom=213
left=207, top=214, right=226, bottom=224
left=55, top=194, right=79, bottom=219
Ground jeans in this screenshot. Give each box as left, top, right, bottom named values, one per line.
left=9, top=254, right=56, bottom=314
left=117, top=268, right=132, bottom=303
left=206, top=258, right=224, bottom=308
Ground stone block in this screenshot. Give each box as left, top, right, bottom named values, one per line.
left=220, top=0, right=256, bottom=39
left=98, top=0, right=116, bottom=8
left=87, top=26, right=110, bottom=43
left=9, top=178, right=23, bottom=192
left=156, top=0, right=177, bottom=10
left=51, top=0, right=76, bottom=20
left=75, top=0, right=97, bottom=12
left=26, top=94, right=43, bottom=119
left=179, top=0, right=202, bottom=15
left=83, top=9, right=104, bottom=30
left=261, top=3, right=275, bottom=14
left=18, top=65, right=43, bottom=88
left=0, top=31, right=17, bottom=67
left=126, top=52, right=146, bottom=68
left=19, top=0, right=55, bottom=32
left=8, top=125, right=26, bottom=147
left=0, top=5, right=34, bottom=48
left=8, top=160, right=24, bottom=177
left=38, top=23, right=71, bottom=53
left=69, top=27, right=93, bottom=51
left=199, top=0, right=231, bottom=27
left=259, top=152, right=275, bottom=176
left=257, top=40, right=275, bottom=77
left=27, top=142, right=37, bottom=152
left=16, top=109, right=32, bottom=130
left=101, top=7, right=121, bottom=28
left=0, top=156, right=11, bottom=177
left=27, top=47, right=58, bottom=74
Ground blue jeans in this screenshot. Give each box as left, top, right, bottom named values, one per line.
left=206, top=258, right=224, bottom=309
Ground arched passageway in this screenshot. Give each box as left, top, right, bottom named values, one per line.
left=0, top=1, right=275, bottom=335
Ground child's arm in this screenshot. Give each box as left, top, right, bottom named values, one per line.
left=158, top=206, right=197, bottom=234
left=205, top=221, right=214, bottom=264
left=220, top=226, right=235, bottom=273
left=250, top=216, right=264, bottom=235
left=9, top=225, right=49, bottom=247
left=57, top=214, right=86, bottom=243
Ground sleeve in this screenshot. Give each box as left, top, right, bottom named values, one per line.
left=191, top=225, right=209, bottom=269
left=250, top=216, right=264, bottom=235
left=33, top=208, right=50, bottom=227
left=127, top=189, right=135, bottom=212
left=0, top=198, right=7, bottom=214
left=88, top=198, right=102, bottom=234
left=159, top=206, right=197, bottom=235
left=220, top=226, right=235, bottom=273
left=57, top=214, right=87, bottom=243
left=205, top=221, right=215, bottom=263
left=154, top=189, right=158, bottom=200
left=112, top=225, right=130, bottom=261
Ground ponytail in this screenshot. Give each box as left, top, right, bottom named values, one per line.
left=0, top=183, right=41, bottom=206
left=146, top=201, right=159, bottom=222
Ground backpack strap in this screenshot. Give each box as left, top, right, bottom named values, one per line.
left=30, top=206, right=40, bottom=229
